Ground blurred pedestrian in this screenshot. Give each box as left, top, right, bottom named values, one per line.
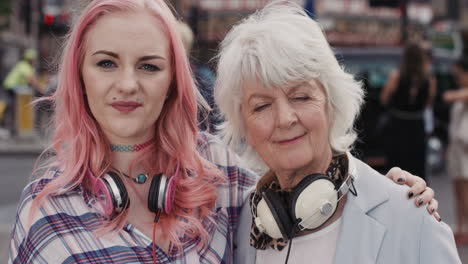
left=444, top=57, right=468, bottom=245
left=380, top=42, right=437, bottom=182
left=177, top=21, right=220, bottom=133
left=2, top=48, right=44, bottom=137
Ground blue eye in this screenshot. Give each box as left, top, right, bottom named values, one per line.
left=140, top=64, right=160, bottom=72
left=96, top=60, right=116, bottom=68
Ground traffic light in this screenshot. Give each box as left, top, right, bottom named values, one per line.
left=369, top=0, right=400, bottom=8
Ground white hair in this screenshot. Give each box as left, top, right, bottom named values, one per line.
left=214, top=1, right=364, bottom=173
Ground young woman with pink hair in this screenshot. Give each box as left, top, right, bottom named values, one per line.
left=8, top=0, right=439, bottom=263
left=8, top=0, right=244, bottom=263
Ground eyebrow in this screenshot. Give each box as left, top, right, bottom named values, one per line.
left=286, top=84, right=302, bottom=94
left=140, top=55, right=166, bottom=61
left=92, top=50, right=166, bottom=61
left=247, top=82, right=312, bottom=104
left=92, top=50, right=118, bottom=58
left=248, top=93, right=271, bottom=104
left=288, top=81, right=314, bottom=93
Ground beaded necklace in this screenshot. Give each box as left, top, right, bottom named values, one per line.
left=110, top=139, right=153, bottom=152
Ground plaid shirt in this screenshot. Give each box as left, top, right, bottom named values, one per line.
left=8, top=133, right=257, bottom=264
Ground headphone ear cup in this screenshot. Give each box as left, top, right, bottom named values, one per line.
left=289, top=174, right=326, bottom=218
left=148, top=173, right=174, bottom=214
left=148, top=174, right=162, bottom=213
left=259, top=189, right=294, bottom=239
left=89, top=170, right=114, bottom=216
left=106, top=171, right=130, bottom=212
left=290, top=175, right=338, bottom=230
left=90, top=170, right=129, bottom=216
left=163, top=176, right=176, bottom=213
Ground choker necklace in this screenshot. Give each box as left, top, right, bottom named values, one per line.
left=112, top=167, right=149, bottom=184
left=110, top=139, right=153, bottom=152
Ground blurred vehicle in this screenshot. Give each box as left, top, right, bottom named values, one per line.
left=335, top=47, right=456, bottom=173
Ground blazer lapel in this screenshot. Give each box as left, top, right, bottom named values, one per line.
left=334, top=158, right=389, bottom=264
left=334, top=199, right=386, bottom=263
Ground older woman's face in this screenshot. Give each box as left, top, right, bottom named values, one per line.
left=81, top=11, right=172, bottom=144
left=241, top=80, right=330, bottom=173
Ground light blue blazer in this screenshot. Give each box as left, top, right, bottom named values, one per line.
left=234, top=157, right=461, bottom=264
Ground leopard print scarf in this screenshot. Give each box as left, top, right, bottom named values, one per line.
left=249, top=154, right=348, bottom=250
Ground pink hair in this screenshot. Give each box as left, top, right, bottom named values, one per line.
left=31, top=0, right=223, bottom=251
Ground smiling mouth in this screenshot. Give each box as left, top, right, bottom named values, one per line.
left=276, top=133, right=306, bottom=144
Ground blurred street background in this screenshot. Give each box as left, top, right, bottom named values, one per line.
left=1, top=0, right=468, bottom=263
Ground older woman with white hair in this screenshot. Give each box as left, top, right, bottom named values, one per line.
left=214, top=2, right=461, bottom=264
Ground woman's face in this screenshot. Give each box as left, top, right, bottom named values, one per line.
left=81, top=11, right=172, bottom=144
left=241, top=79, right=331, bottom=174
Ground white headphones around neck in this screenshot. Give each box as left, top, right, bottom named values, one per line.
left=253, top=154, right=357, bottom=240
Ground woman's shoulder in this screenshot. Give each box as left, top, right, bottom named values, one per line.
left=352, top=158, right=421, bottom=214
left=349, top=159, right=459, bottom=261
left=345, top=161, right=453, bottom=250
left=10, top=171, right=103, bottom=263
left=17, top=169, right=61, bottom=205
left=197, top=131, right=223, bottom=153
left=197, top=132, right=257, bottom=210
left=352, top=158, right=443, bottom=226
left=197, top=132, right=244, bottom=168
left=198, top=131, right=258, bottom=180
left=18, top=169, right=83, bottom=203
left=14, top=170, right=98, bottom=233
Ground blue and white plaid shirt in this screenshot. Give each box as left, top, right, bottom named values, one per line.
left=9, top=133, right=257, bottom=264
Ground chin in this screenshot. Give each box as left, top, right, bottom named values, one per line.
left=274, top=156, right=313, bottom=171
left=108, top=125, right=146, bottom=140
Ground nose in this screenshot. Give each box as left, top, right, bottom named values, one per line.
left=275, top=99, right=297, bottom=129
left=116, top=68, right=139, bottom=94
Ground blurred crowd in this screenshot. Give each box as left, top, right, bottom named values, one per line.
left=0, top=1, right=468, bottom=245
left=371, top=39, right=468, bottom=244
